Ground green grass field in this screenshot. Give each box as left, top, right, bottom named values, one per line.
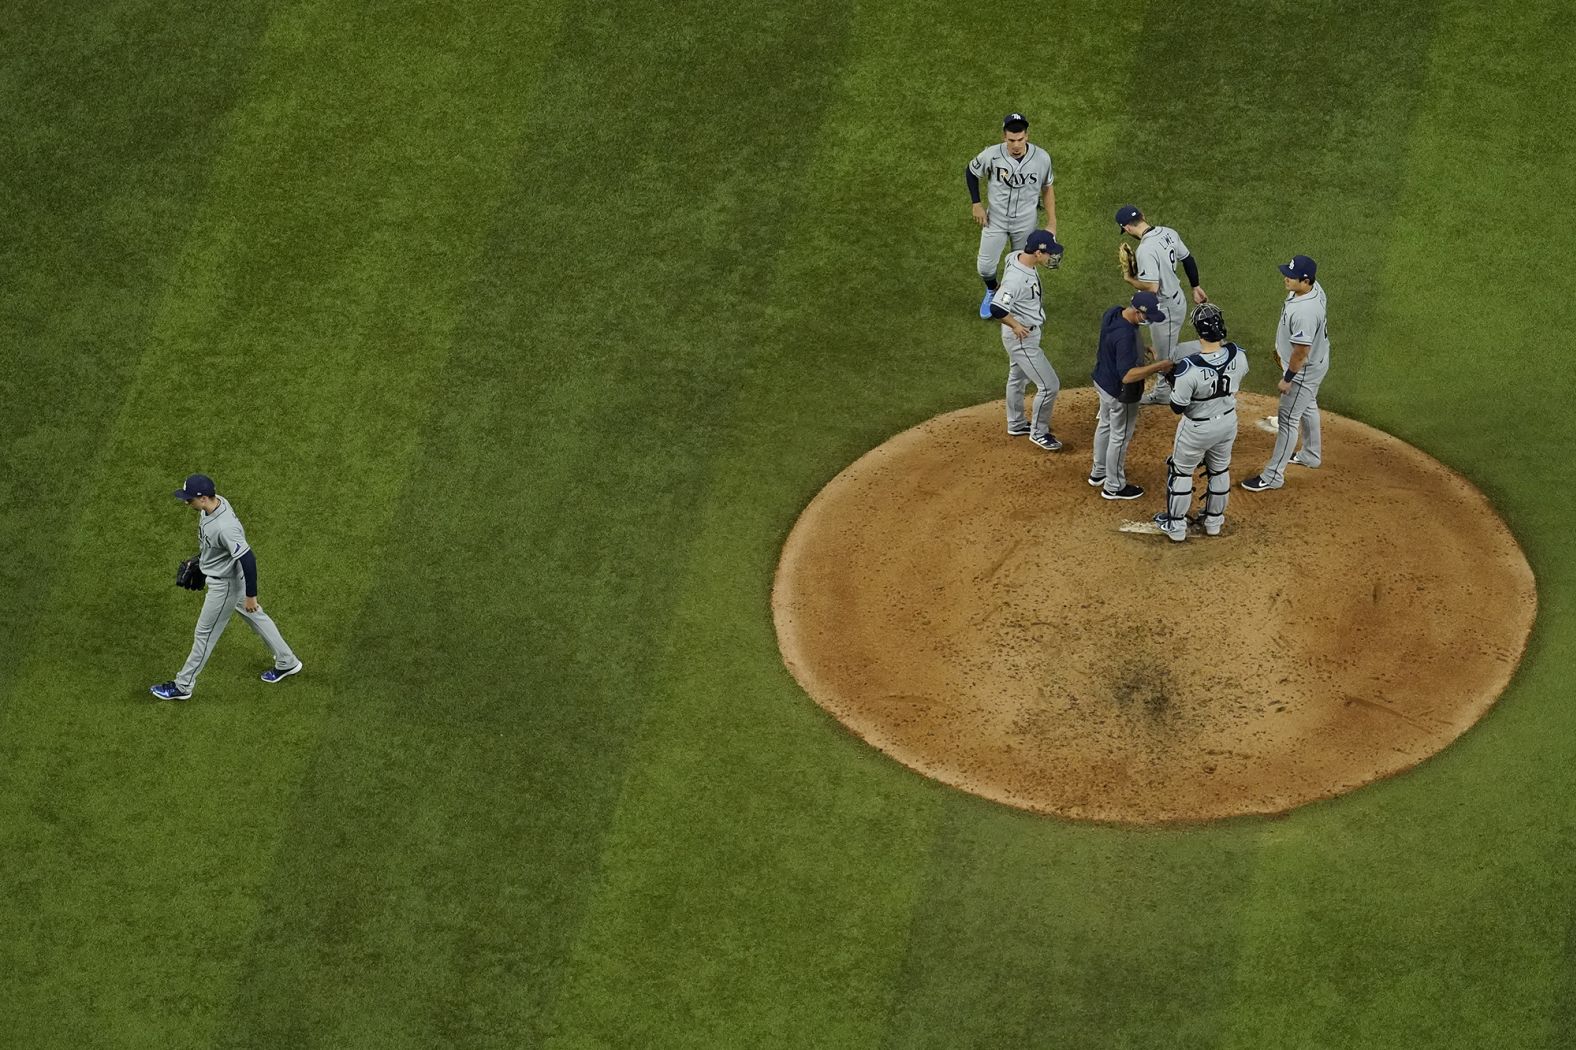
left=3, top=1, right=1575, bottom=1046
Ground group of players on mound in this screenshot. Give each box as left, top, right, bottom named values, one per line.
left=968, top=113, right=1331, bottom=542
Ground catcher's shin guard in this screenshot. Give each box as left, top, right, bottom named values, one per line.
left=1202, top=465, right=1230, bottom=526
left=1165, top=456, right=1194, bottom=524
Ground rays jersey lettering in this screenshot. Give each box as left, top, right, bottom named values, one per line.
left=968, top=143, right=1054, bottom=229
left=1170, top=343, right=1249, bottom=416
left=991, top=169, right=1040, bottom=187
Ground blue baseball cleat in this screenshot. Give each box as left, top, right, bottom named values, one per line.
left=979, top=290, right=994, bottom=319
left=260, top=661, right=304, bottom=684
left=1029, top=432, right=1063, bottom=451
left=150, top=681, right=192, bottom=701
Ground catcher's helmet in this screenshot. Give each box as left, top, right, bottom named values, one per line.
left=1191, top=303, right=1227, bottom=342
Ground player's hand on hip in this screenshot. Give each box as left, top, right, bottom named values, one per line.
left=1008, top=322, right=1028, bottom=339
left=1192, top=287, right=1209, bottom=305
left=243, top=596, right=259, bottom=613
left=1277, top=378, right=1292, bottom=394
left=971, top=203, right=988, bottom=227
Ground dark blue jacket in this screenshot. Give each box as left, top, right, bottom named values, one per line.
left=1092, top=305, right=1143, bottom=403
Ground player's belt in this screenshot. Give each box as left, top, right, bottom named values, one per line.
left=1185, top=407, right=1235, bottom=423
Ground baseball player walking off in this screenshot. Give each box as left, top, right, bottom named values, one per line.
left=1090, top=291, right=1175, bottom=499
left=968, top=113, right=1056, bottom=319
left=1115, top=205, right=1209, bottom=404
left=989, top=230, right=1065, bottom=449
left=1242, top=255, right=1329, bottom=492
left=1153, top=304, right=1250, bottom=542
left=149, top=474, right=302, bottom=701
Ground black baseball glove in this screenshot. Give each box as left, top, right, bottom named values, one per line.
left=176, top=557, right=205, bottom=591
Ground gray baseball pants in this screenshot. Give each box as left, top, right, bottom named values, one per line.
left=1260, top=367, right=1326, bottom=487
left=1165, top=411, right=1238, bottom=535
left=1091, top=389, right=1140, bottom=492
left=977, top=223, right=1033, bottom=281
left=175, top=566, right=298, bottom=693
left=1140, top=293, right=1189, bottom=404
left=1001, top=324, right=1059, bottom=438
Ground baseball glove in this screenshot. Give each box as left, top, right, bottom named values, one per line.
left=1118, top=242, right=1138, bottom=279
left=176, top=557, right=205, bottom=591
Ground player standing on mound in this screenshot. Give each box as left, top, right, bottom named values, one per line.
left=1242, top=254, right=1329, bottom=491
left=968, top=113, right=1056, bottom=319
left=1115, top=204, right=1209, bottom=404
left=990, top=230, right=1065, bottom=449
left=1090, top=291, right=1175, bottom=499
left=1153, top=304, right=1249, bottom=542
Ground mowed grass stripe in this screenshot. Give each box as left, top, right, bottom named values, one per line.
left=528, top=0, right=1205, bottom=1042
left=211, top=3, right=871, bottom=1047
left=0, top=2, right=271, bottom=713
left=537, top=0, right=1090, bottom=1039
left=0, top=3, right=551, bottom=1047
left=0, top=4, right=280, bottom=1042
left=521, top=3, right=1053, bottom=1044
left=1220, top=4, right=1576, bottom=1048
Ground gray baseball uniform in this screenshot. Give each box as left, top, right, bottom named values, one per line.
left=1163, top=342, right=1250, bottom=535
left=174, top=496, right=297, bottom=693
left=1135, top=226, right=1191, bottom=359
left=993, top=251, right=1059, bottom=438
left=1259, top=280, right=1330, bottom=487
left=970, top=143, right=1053, bottom=280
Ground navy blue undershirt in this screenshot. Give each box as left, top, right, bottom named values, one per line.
left=239, top=549, right=258, bottom=597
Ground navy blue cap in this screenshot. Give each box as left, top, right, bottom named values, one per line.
left=173, top=474, right=216, bottom=500
left=1130, top=291, right=1166, bottom=323
left=1025, top=229, right=1062, bottom=257
left=1115, top=204, right=1143, bottom=228
left=1003, top=112, right=1029, bottom=131
left=1279, top=254, right=1317, bottom=281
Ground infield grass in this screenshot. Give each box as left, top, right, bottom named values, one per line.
left=2, top=0, right=1575, bottom=1047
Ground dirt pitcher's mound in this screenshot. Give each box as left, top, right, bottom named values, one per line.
left=773, top=389, right=1537, bottom=823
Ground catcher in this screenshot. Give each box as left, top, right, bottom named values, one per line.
left=149, top=474, right=302, bottom=701
left=1115, top=204, right=1209, bottom=404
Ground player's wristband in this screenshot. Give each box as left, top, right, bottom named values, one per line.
left=1283, top=369, right=1298, bottom=382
